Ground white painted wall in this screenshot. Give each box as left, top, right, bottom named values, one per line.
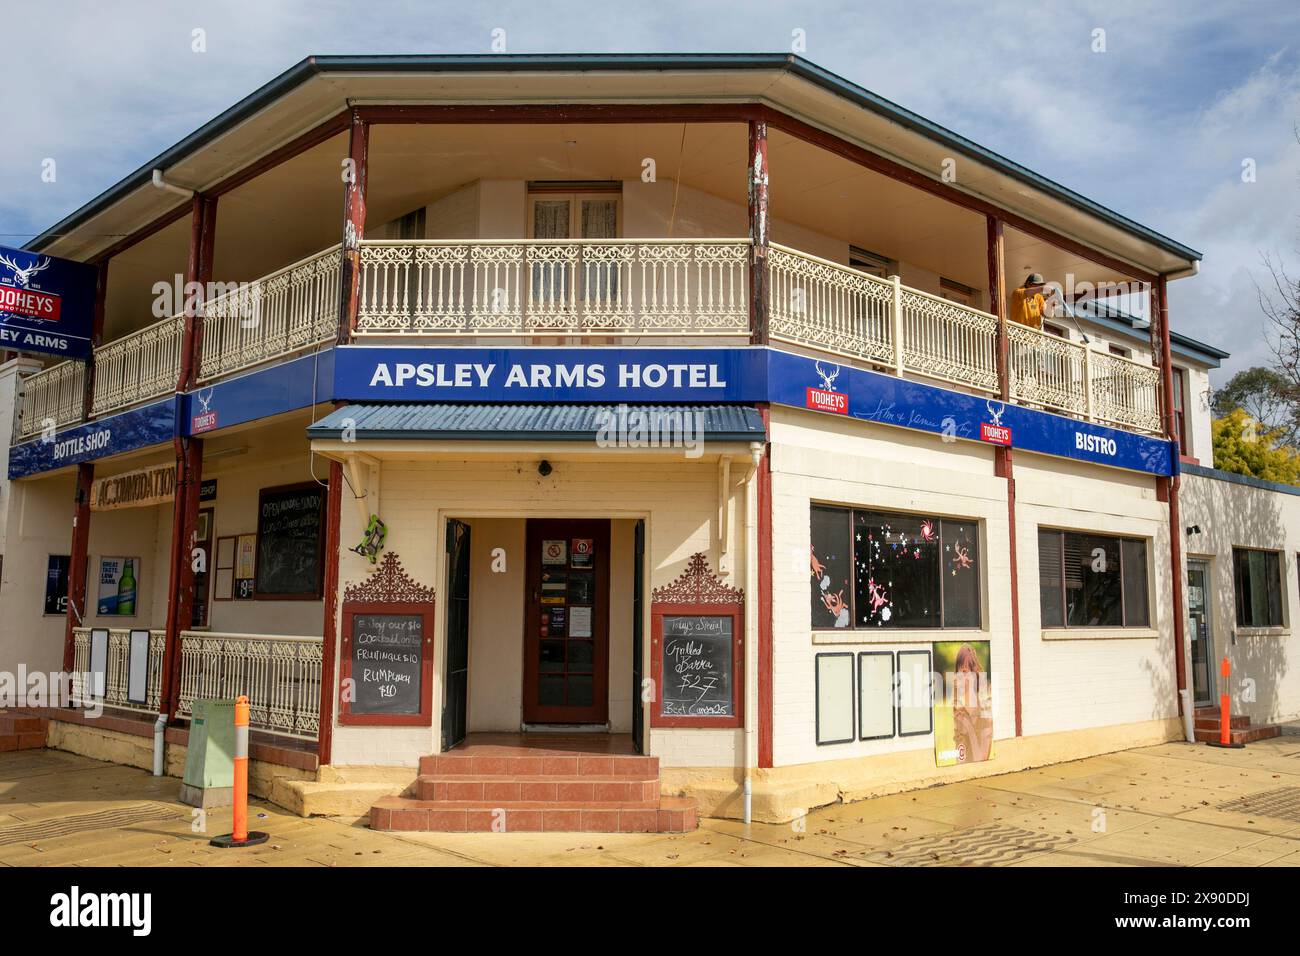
left=1181, top=470, right=1300, bottom=725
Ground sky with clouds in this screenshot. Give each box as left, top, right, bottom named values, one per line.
left=3, top=0, right=1298, bottom=386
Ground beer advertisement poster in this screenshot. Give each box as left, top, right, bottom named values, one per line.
left=97, top=556, right=140, bottom=616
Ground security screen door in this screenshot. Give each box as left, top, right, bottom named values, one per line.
left=1187, top=560, right=1215, bottom=706
left=523, top=519, right=610, bottom=724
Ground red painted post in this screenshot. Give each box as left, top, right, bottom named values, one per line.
left=747, top=119, right=769, bottom=346
left=1156, top=276, right=1188, bottom=712
left=987, top=214, right=1022, bottom=736
left=317, top=457, right=344, bottom=765
left=62, top=464, right=94, bottom=680
left=756, top=405, right=773, bottom=768
left=1219, top=657, right=1231, bottom=747
left=339, top=109, right=370, bottom=343
left=160, top=194, right=216, bottom=721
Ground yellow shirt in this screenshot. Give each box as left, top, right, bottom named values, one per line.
left=1008, top=287, right=1046, bottom=330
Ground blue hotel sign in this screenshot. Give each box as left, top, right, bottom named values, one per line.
left=333, top=345, right=1174, bottom=476
left=9, top=345, right=1173, bottom=479
left=0, top=244, right=97, bottom=359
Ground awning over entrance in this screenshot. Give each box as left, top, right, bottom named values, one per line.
left=306, top=404, right=766, bottom=442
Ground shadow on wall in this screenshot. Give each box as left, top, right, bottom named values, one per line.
left=1190, top=477, right=1290, bottom=723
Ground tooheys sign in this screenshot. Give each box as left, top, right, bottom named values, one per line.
left=0, top=245, right=96, bottom=359
left=90, top=463, right=177, bottom=511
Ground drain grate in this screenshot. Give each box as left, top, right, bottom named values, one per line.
left=866, top=824, right=1074, bottom=867
left=1216, top=787, right=1300, bottom=823
left=0, top=803, right=184, bottom=846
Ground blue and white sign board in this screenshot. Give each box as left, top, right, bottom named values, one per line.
left=7, top=396, right=178, bottom=480
left=332, top=346, right=769, bottom=404
left=184, top=348, right=335, bottom=436
left=0, top=244, right=96, bottom=359
left=765, top=350, right=1175, bottom=476
left=334, top=345, right=1173, bottom=476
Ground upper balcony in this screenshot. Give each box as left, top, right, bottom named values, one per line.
left=12, top=116, right=1171, bottom=446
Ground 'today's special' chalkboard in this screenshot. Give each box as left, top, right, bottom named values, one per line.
left=659, top=615, right=736, bottom=720
left=255, top=484, right=325, bottom=598
left=349, top=613, right=424, bottom=716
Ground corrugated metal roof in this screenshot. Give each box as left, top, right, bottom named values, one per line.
left=307, top=403, right=765, bottom=442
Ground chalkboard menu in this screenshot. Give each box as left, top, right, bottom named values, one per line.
left=254, top=484, right=325, bottom=598
left=349, top=614, right=423, bottom=716
left=658, top=615, right=736, bottom=720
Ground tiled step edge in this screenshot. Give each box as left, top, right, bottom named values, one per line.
left=371, top=795, right=696, bottom=833
left=415, top=774, right=659, bottom=803
left=419, top=753, right=659, bottom=777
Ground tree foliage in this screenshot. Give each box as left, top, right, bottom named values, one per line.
left=1212, top=408, right=1300, bottom=483
left=1211, top=366, right=1300, bottom=447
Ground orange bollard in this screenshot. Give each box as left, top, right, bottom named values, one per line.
left=1208, top=657, right=1244, bottom=749
left=1219, top=658, right=1231, bottom=747
left=210, top=695, right=270, bottom=847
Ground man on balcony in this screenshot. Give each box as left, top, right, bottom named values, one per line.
left=1008, top=273, right=1060, bottom=330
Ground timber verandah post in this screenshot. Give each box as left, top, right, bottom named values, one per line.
left=160, top=194, right=216, bottom=721
left=318, top=109, right=369, bottom=764
left=987, top=214, right=1024, bottom=737
left=748, top=119, right=769, bottom=346
left=1154, top=276, right=1189, bottom=713
left=62, top=262, right=109, bottom=678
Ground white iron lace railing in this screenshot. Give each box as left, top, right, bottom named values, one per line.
left=197, top=245, right=341, bottom=381
left=90, top=314, right=184, bottom=416
left=70, top=627, right=166, bottom=715
left=15, top=359, right=85, bottom=439
left=769, top=245, right=894, bottom=365
left=770, top=243, right=999, bottom=391
left=354, top=239, right=751, bottom=336
left=175, top=631, right=322, bottom=740
left=899, top=285, right=1000, bottom=392
left=1088, top=348, right=1163, bottom=433
left=1007, top=322, right=1089, bottom=417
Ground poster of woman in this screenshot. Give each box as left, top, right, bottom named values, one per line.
left=933, top=641, right=994, bottom=766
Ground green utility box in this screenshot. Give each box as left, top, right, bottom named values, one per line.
left=180, top=698, right=235, bottom=809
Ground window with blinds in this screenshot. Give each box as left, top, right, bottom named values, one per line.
left=1038, top=529, right=1150, bottom=628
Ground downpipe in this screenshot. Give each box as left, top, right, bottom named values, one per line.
left=153, top=713, right=167, bottom=776
left=1179, top=690, right=1195, bottom=743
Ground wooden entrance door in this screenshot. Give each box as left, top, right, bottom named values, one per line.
left=523, top=519, right=610, bottom=724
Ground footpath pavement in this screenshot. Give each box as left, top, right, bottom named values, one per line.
left=1, top=729, right=1299, bottom=867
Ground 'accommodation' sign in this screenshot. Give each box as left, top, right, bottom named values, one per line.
left=90, top=463, right=177, bottom=511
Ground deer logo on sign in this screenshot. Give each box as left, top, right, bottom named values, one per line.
left=815, top=360, right=841, bottom=393
left=0, top=252, right=50, bottom=289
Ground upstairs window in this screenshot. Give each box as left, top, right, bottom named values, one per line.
left=1038, top=529, right=1150, bottom=628
left=1233, top=548, right=1283, bottom=628
left=1172, top=367, right=1188, bottom=449
left=811, top=506, right=980, bottom=631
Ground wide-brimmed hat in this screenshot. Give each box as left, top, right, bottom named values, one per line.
left=1023, top=273, right=1045, bottom=286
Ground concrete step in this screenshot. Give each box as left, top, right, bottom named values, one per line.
left=415, top=773, right=659, bottom=804
left=1194, top=724, right=1282, bottom=745
left=419, top=751, right=658, bottom=778
left=1194, top=714, right=1251, bottom=731
left=370, top=794, right=696, bottom=833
